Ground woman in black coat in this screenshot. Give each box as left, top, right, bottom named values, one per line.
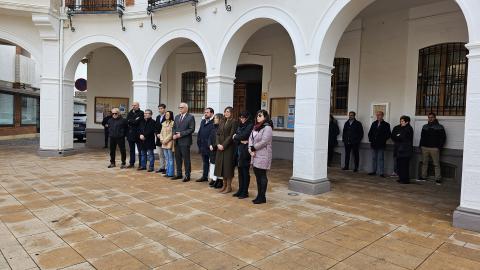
left=232, top=111, right=254, bottom=199
left=208, top=113, right=224, bottom=188
left=138, top=109, right=157, bottom=172
left=391, top=115, right=414, bottom=184
left=328, top=114, right=340, bottom=166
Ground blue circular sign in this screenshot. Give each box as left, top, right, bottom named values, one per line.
left=75, top=78, right=87, bottom=91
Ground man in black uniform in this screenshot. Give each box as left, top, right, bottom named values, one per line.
left=101, top=112, right=112, bottom=148
left=342, top=111, right=364, bottom=172
left=126, top=102, right=144, bottom=168
left=107, top=108, right=128, bottom=168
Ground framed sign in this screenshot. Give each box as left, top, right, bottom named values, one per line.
left=95, top=97, right=129, bottom=124
left=270, top=97, right=295, bottom=131
left=371, top=102, right=390, bottom=123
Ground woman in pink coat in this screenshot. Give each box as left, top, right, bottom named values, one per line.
left=248, top=110, right=273, bottom=204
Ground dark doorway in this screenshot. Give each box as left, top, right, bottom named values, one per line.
left=233, top=65, right=263, bottom=119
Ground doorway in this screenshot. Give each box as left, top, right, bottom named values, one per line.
left=233, top=65, right=263, bottom=119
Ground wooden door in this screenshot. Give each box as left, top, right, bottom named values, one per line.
left=233, top=82, right=247, bottom=119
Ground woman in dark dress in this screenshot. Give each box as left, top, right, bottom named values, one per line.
left=214, top=107, right=238, bottom=194
left=391, top=115, right=414, bottom=184
left=232, top=111, right=254, bottom=199
left=208, top=113, right=224, bottom=189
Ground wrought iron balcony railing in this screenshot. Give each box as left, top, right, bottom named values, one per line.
left=147, top=0, right=199, bottom=29
left=65, top=0, right=126, bottom=32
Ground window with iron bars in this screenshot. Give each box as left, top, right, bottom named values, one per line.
left=416, top=43, right=468, bottom=116
left=182, top=71, right=206, bottom=114
left=331, top=58, right=350, bottom=115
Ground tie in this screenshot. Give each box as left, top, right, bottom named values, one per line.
left=180, top=114, right=184, bottom=123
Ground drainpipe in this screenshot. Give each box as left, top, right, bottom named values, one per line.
left=58, top=0, right=65, bottom=153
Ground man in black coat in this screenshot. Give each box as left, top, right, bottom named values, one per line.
left=342, top=111, right=364, bottom=172
left=138, top=109, right=157, bottom=172
left=419, top=113, right=447, bottom=184
left=367, top=111, right=391, bottom=177
left=101, top=113, right=112, bottom=148
left=172, top=103, right=196, bottom=182
left=155, top=104, right=167, bottom=173
left=107, top=108, right=128, bottom=169
left=196, top=107, right=214, bottom=182
left=232, top=111, right=254, bottom=199
left=126, top=102, right=144, bottom=168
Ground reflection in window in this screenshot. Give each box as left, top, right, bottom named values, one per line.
left=0, top=93, right=14, bottom=125
left=416, top=43, right=468, bottom=116
left=181, top=71, right=206, bottom=114
left=331, top=58, right=350, bottom=115
left=21, top=96, right=39, bottom=125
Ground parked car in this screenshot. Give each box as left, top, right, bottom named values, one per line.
left=74, top=113, right=87, bottom=141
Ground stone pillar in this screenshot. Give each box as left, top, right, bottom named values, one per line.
left=34, top=14, right=75, bottom=156
left=289, top=64, right=332, bottom=195
left=132, top=80, right=160, bottom=116
left=453, top=43, right=480, bottom=232
left=206, top=75, right=235, bottom=113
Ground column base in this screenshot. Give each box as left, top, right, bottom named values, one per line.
left=38, top=148, right=76, bottom=157
left=289, top=177, right=331, bottom=195
left=453, top=207, right=480, bottom=233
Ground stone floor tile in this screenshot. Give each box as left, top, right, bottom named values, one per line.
left=298, top=237, right=356, bottom=261
left=116, top=213, right=156, bottom=228
left=5, top=254, right=37, bottom=270
left=88, top=218, right=129, bottom=236
left=71, top=238, right=121, bottom=259
left=157, top=234, right=209, bottom=257
left=186, top=227, right=236, bottom=246
left=438, top=243, right=480, bottom=263
left=90, top=251, right=148, bottom=270
left=106, top=229, right=153, bottom=249
left=316, top=231, right=371, bottom=251
left=360, top=243, right=428, bottom=269
left=18, top=231, right=65, bottom=254
left=216, top=239, right=274, bottom=264
left=135, top=223, right=179, bottom=242
left=253, top=246, right=337, bottom=270
left=153, top=258, right=206, bottom=270
left=418, top=251, right=480, bottom=270
left=187, top=247, right=247, bottom=270
left=61, top=262, right=96, bottom=270
left=332, top=253, right=408, bottom=270
left=55, top=225, right=100, bottom=244
left=126, top=242, right=182, bottom=268
left=34, top=246, right=85, bottom=270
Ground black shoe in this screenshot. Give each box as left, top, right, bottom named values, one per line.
left=208, top=180, right=215, bottom=187
left=435, top=180, right=442, bottom=185
left=147, top=168, right=154, bottom=172
left=232, top=192, right=240, bottom=197
left=120, top=164, right=126, bottom=169
left=214, top=180, right=223, bottom=189
left=379, top=174, right=385, bottom=178
left=416, top=178, right=427, bottom=182
left=353, top=169, right=359, bottom=173
left=183, top=176, right=191, bottom=182
left=171, top=175, right=183, bottom=180
left=103, top=146, right=108, bottom=149
left=126, top=164, right=134, bottom=169
left=108, top=163, right=115, bottom=168
left=397, top=180, right=410, bottom=184
left=196, top=177, right=208, bottom=182
left=137, top=167, right=146, bottom=171
left=238, top=194, right=249, bottom=199
left=155, top=169, right=164, bottom=173
left=368, top=172, right=376, bottom=176
left=341, top=167, right=348, bottom=170
left=252, top=198, right=266, bottom=204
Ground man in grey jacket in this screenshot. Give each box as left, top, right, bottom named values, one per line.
left=172, top=103, right=196, bottom=182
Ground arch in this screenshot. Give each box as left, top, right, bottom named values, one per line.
left=216, top=6, right=306, bottom=78
left=0, top=29, right=42, bottom=62
left=312, top=0, right=475, bottom=66
left=142, top=29, right=212, bottom=82
left=63, top=35, right=137, bottom=81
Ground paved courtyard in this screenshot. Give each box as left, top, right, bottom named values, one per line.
left=1, top=143, right=480, bottom=270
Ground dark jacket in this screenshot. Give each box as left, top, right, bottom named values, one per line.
left=173, top=113, right=196, bottom=146
left=214, top=118, right=238, bottom=178
left=419, top=120, right=446, bottom=148
left=391, top=124, right=414, bottom=158
left=102, top=115, right=112, bottom=131
left=126, top=109, right=144, bottom=142
left=329, top=119, right=340, bottom=147
left=368, top=120, right=391, bottom=149
left=197, top=118, right=215, bottom=155
left=208, top=124, right=219, bottom=164
left=234, top=121, right=254, bottom=168
left=155, top=114, right=166, bottom=147
left=107, top=116, right=128, bottom=139
left=342, top=119, right=364, bottom=145
left=138, top=118, right=157, bottom=150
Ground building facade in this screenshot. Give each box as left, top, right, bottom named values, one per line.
left=1, top=0, right=480, bottom=232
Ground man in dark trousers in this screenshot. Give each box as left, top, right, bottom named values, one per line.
left=342, top=111, right=364, bottom=172
left=367, top=111, right=391, bottom=177
left=155, top=104, right=167, bottom=173
left=107, top=108, right=128, bottom=169
left=419, top=113, right=446, bottom=185
left=101, top=113, right=112, bottom=148
left=196, top=107, right=214, bottom=182
left=126, top=102, right=144, bottom=168
left=138, top=109, right=157, bottom=172
left=172, top=102, right=196, bottom=182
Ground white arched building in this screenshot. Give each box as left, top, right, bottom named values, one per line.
left=1, top=0, right=480, bottom=231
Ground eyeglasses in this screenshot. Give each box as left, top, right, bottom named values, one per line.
left=257, top=114, right=264, bottom=117
left=112, top=113, right=118, bottom=115
left=178, top=107, right=185, bottom=109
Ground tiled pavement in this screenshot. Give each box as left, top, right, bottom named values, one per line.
left=0, top=143, right=480, bottom=270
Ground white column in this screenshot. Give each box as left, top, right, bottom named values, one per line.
left=206, top=75, right=235, bottom=113
left=289, top=64, right=332, bottom=195
left=454, top=43, right=480, bottom=232
left=132, top=80, right=160, bottom=116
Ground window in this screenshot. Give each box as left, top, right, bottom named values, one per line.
left=416, top=43, right=468, bottom=116
left=21, top=96, right=39, bottom=125
left=331, top=58, right=350, bottom=115
left=0, top=93, right=14, bottom=125
left=181, top=71, right=206, bottom=114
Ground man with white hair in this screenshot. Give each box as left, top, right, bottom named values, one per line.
left=172, top=102, right=196, bottom=182
left=106, top=108, right=128, bottom=168
left=126, top=102, right=144, bottom=168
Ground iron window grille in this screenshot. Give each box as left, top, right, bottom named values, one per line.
left=331, top=58, right=350, bottom=115
left=65, top=0, right=126, bottom=31
left=182, top=72, right=206, bottom=114
left=416, top=43, right=468, bottom=116
left=147, top=0, right=200, bottom=29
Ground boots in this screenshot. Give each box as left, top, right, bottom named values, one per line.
left=222, top=179, right=232, bottom=194
left=208, top=180, right=216, bottom=187
left=214, top=179, right=223, bottom=189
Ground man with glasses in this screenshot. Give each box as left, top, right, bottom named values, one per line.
left=173, top=103, right=196, bottom=182
left=107, top=108, right=128, bottom=168
left=126, top=102, right=144, bottom=168
left=155, top=104, right=167, bottom=173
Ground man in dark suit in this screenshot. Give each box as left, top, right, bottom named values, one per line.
left=101, top=113, right=112, bottom=148
left=173, top=102, right=196, bottom=182
left=342, top=111, right=364, bottom=172
left=155, top=104, right=167, bottom=173
left=126, top=102, right=144, bottom=168
left=367, top=111, right=391, bottom=177
left=196, top=107, right=214, bottom=182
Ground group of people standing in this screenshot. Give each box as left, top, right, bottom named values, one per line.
left=104, top=102, right=273, bottom=204
left=328, top=111, right=446, bottom=184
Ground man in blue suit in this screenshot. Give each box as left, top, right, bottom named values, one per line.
left=172, top=103, right=196, bottom=182
left=196, top=107, right=214, bottom=182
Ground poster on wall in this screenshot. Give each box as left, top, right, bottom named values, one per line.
left=270, top=97, right=295, bottom=131
left=371, top=102, right=390, bottom=123
left=94, top=97, right=129, bottom=124
left=261, top=92, right=268, bottom=109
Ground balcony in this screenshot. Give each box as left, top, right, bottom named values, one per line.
left=65, top=0, right=126, bottom=31
left=147, top=0, right=195, bottom=11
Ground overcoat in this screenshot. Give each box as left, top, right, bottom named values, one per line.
left=214, top=118, right=238, bottom=178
